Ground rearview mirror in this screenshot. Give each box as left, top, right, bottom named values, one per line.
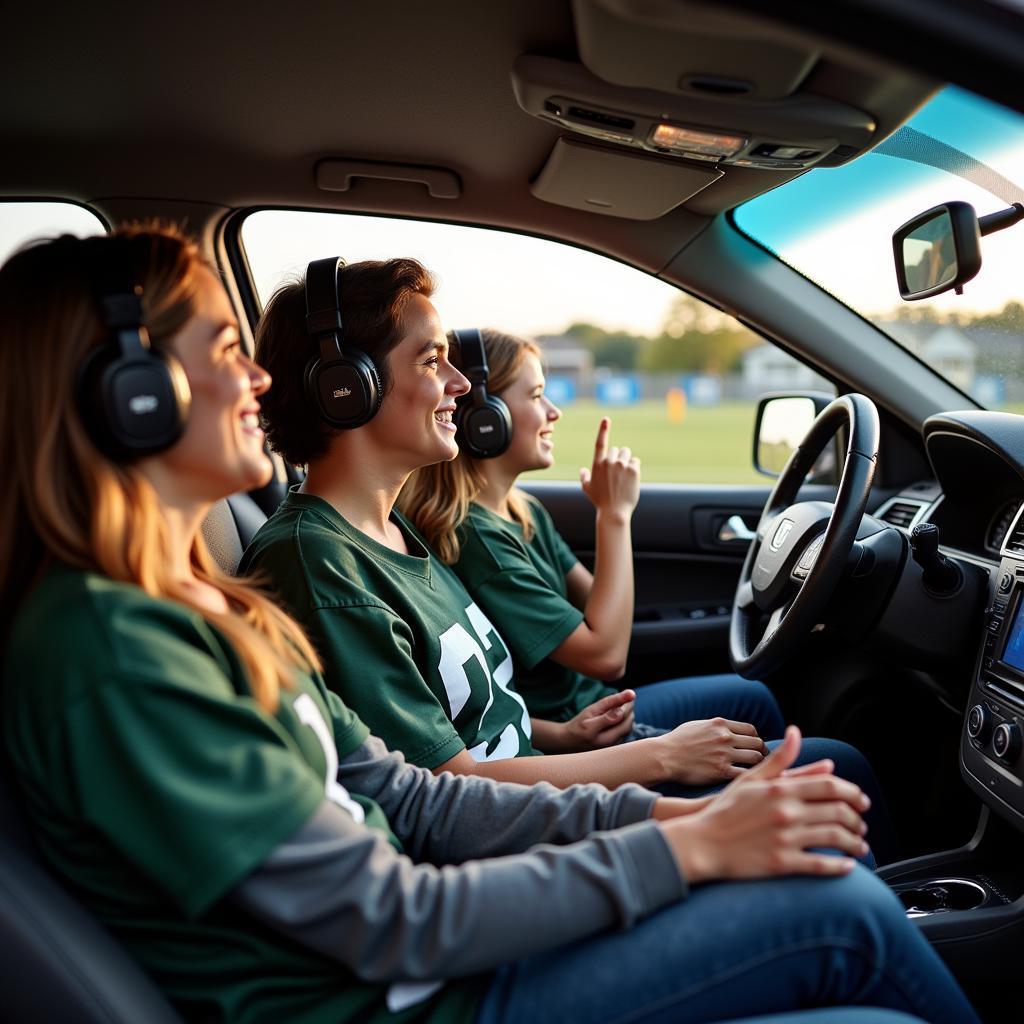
left=893, top=200, right=1024, bottom=301
left=892, top=202, right=982, bottom=301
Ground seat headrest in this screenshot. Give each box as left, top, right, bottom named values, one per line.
left=202, top=493, right=269, bottom=575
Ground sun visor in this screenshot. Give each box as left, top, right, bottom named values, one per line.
left=531, top=137, right=721, bottom=219
left=572, top=0, right=817, bottom=100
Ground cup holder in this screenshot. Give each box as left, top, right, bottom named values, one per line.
left=892, top=878, right=989, bottom=918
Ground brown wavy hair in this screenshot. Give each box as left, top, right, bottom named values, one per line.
left=255, top=258, right=436, bottom=466
left=0, top=223, right=319, bottom=711
left=399, top=328, right=539, bottom=563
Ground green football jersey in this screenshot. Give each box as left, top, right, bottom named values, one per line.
left=453, top=498, right=613, bottom=721
left=240, top=489, right=535, bottom=768
left=3, top=565, right=485, bottom=1024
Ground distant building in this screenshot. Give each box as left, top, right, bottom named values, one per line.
left=537, top=334, right=594, bottom=394
left=875, top=319, right=1024, bottom=400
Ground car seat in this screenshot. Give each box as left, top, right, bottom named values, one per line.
left=0, top=758, right=185, bottom=1023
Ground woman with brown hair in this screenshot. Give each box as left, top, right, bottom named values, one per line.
left=244, top=259, right=784, bottom=791
left=0, top=226, right=969, bottom=1024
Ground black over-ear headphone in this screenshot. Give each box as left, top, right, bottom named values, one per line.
left=453, top=328, right=512, bottom=459
left=77, top=263, right=191, bottom=460
left=304, top=256, right=383, bottom=429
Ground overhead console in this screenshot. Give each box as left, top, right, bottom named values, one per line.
left=512, top=54, right=876, bottom=173
left=511, top=0, right=935, bottom=218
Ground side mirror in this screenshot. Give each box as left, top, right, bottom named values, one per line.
left=893, top=200, right=1023, bottom=301
left=753, top=392, right=837, bottom=482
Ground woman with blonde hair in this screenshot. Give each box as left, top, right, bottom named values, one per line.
left=0, top=227, right=968, bottom=1024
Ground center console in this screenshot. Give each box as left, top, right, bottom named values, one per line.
left=878, top=539, right=1024, bottom=989
left=962, top=555, right=1024, bottom=818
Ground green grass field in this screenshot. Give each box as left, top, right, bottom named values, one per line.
left=522, top=399, right=767, bottom=485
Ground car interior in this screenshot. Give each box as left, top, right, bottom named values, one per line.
left=4, top=0, right=1024, bottom=1020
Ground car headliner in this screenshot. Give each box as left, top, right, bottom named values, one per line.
left=1, top=0, right=947, bottom=276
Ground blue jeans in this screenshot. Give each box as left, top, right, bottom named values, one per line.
left=632, top=675, right=897, bottom=865
left=633, top=674, right=787, bottom=736
left=474, top=862, right=979, bottom=1024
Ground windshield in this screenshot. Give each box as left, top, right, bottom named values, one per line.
left=735, top=87, right=1024, bottom=409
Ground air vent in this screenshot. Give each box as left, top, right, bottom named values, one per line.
left=1002, top=506, right=1024, bottom=559
left=566, top=106, right=636, bottom=132
left=874, top=497, right=929, bottom=529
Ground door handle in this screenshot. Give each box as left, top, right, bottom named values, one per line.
left=718, top=515, right=756, bottom=543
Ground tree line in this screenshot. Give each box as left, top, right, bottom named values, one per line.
left=559, top=295, right=1024, bottom=374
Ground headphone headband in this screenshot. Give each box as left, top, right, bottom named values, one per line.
left=99, top=288, right=151, bottom=358
left=453, top=327, right=489, bottom=385
left=305, top=257, right=346, bottom=339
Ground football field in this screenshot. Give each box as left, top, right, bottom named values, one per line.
left=523, top=398, right=767, bottom=485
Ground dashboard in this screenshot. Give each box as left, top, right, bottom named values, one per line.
left=875, top=412, right=1024, bottom=563
left=901, top=411, right=1024, bottom=830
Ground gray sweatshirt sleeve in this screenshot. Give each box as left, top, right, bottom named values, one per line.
left=230, top=797, right=686, bottom=981
left=335, top=735, right=661, bottom=864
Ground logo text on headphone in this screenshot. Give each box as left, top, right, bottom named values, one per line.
left=333, top=387, right=352, bottom=398
left=128, top=395, right=159, bottom=415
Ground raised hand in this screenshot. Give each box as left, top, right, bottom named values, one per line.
left=579, top=417, right=640, bottom=522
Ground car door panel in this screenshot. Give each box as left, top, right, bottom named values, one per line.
left=523, top=479, right=841, bottom=682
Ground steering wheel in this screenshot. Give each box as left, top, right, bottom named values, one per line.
left=730, top=394, right=880, bottom=678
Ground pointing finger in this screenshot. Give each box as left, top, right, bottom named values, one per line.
left=594, top=417, right=610, bottom=461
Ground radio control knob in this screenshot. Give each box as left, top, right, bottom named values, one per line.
left=967, top=704, right=991, bottom=743
left=992, top=722, right=1022, bottom=764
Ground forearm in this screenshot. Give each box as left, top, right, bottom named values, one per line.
left=651, top=795, right=714, bottom=819
left=231, top=800, right=687, bottom=982
left=339, top=736, right=657, bottom=862
left=465, top=735, right=671, bottom=790
left=530, top=716, right=578, bottom=754
left=581, top=510, right=634, bottom=678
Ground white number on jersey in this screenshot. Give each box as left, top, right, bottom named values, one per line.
left=292, top=693, right=365, bottom=823
left=436, top=602, right=531, bottom=762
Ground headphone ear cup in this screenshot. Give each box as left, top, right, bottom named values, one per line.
left=77, top=343, right=190, bottom=458
left=455, top=392, right=512, bottom=459
left=306, top=344, right=383, bottom=429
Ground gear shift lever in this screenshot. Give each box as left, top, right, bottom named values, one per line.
left=910, top=523, right=962, bottom=596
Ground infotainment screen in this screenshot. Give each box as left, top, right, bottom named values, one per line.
left=1002, top=598, right=1024, bottom=673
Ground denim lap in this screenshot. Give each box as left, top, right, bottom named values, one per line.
left=474, top=863, right=979, bottom=1024
left=632, top=674, right=787, bottom=739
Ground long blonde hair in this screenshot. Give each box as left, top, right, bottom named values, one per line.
left=399, top=328, right=539, bottom=563
left=0, top=224, right=319, bottom=711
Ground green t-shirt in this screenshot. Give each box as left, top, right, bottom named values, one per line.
left=240, top=489, right=535, bottom=769
left=3, top=564, right=485, bottom=1024
left=453, top=498, right=613, bottom=721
